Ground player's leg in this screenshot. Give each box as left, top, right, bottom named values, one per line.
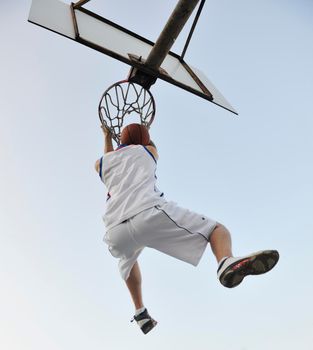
left=126, top=261, right=144, bottom=310
left=126, top=261, right=157, bottom=334
left=104, top=222, right=156, bottom=334
left=210, top=224, right=279, bottom=288
left=132, top=204, right=279, bottom=289
left=209, top=223, right=233, bottom=263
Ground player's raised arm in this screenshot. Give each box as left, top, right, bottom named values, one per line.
left=101, top=125, right=114, bottom=154
left=94, top=125, right=114, bottom=173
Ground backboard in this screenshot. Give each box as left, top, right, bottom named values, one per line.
left=28, top=0, right=238, bottom=115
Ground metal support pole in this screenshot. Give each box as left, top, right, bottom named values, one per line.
left=181, top=0, right=206, bottom=61
left=129, top=0, right=200, bottom=88
left=145, top=0, right=200, bottom=70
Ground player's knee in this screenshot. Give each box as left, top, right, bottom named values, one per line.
left=209, top=222, right=230, bottom=240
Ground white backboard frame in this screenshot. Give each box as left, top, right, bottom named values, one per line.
left=28, top=0, right=238, bottom=115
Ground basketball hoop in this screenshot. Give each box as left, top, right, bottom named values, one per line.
left=98, top=80, right=156, bottom=145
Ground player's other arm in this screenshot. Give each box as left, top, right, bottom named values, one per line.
left=146, top=140, right=159, bottom=161
left=95, top=125, right=114, bottom=173
left=102, top=125, right=114, bottom=154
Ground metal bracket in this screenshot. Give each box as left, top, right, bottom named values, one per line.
left=73, top=0, right=91, bottom=9
left=127, top=54, right=169, bottom=90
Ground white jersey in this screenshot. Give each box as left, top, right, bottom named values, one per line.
left=99, top=145, right=166, bottom=229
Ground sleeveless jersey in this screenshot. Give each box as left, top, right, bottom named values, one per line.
left=99, top=145, right=166, bottom=230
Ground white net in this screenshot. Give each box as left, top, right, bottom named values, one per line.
left=98, top=80, right=156, bottom=145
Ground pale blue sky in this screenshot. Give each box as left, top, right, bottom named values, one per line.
left=1, top=1, right=313, bottom=349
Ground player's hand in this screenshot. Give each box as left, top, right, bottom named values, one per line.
left=101, top=124, right=112, bottom=136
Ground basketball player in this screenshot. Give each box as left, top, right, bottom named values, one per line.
left=95, top=123, right=279, bottom=334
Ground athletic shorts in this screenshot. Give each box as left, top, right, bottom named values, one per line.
left=103, top=201, right=217, bottom=280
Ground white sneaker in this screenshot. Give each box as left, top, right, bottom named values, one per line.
left=217, top=250, right=279, bottom=288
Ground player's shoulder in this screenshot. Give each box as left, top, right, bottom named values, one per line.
left=144, top=145, right=159, bottom=161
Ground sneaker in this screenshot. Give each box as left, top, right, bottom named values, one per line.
left=217, top=250, right=279, bottom=288
left=131, top=308, right=157, bottom=334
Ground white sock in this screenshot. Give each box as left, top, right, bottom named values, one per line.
left=135, top=306, right=146, bottom=316
left=218, top=256, right=229, bottom=267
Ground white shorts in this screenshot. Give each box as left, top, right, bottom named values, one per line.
left=103, top=201, right=217, bottom=280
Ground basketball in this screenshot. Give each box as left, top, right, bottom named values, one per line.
left=120, top=123, right=150, bottom=145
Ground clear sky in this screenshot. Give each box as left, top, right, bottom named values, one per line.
left=1, top=0, right=313, bottom=349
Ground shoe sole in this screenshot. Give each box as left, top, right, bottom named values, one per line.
left=219, top=250, right=279, bottom=288
left=142, top=319, right=158, bottom=334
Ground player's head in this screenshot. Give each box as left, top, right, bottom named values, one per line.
left=120, top=123, right=150, bottom=145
